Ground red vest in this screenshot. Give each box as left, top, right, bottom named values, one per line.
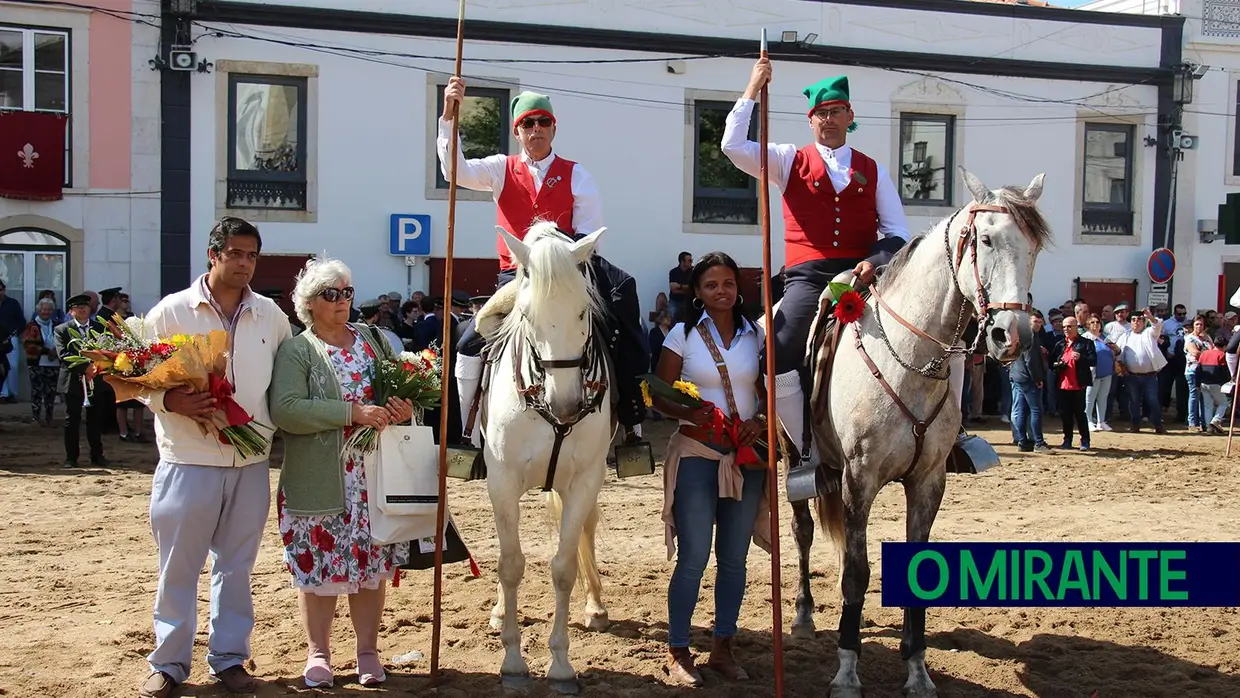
left=495, top=154, right=576, bottom=271
left=781, top=145, right=879, bottom=268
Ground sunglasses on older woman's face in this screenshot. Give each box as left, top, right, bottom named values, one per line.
left=319, top=286, right=354, bottom=303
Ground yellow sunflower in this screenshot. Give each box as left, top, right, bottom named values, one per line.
left=672, top=380, right=701, bottom=401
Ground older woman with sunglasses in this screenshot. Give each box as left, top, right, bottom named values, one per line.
left=269, top=258, right=415, bottom=689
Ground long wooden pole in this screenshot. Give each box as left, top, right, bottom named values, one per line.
left=758, top=28, right=786, bottom=698
left=1227, top=380, right=1238, bottom=457
left=431, top=0, right=467, bottom=683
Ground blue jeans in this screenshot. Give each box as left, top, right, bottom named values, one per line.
left=1011, top=381, right=1047, bottom=447
left=667, top=454, right=765, bottom=648
left=1186, top=371, right=1202, bottom=427
left=1127, top=374, right=1163, bottom=427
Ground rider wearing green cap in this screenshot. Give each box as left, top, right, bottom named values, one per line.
left=719, top=57, right=913, bottom=488
left=436, top=77, right=649, bottom=443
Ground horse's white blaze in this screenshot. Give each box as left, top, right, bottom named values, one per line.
left=484, top=222, right=613, bottom=690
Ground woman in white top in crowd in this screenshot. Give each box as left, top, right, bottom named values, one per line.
left=650, top=251, right=771, bottom=688
left=1183, top=314, right=1212, bottom=432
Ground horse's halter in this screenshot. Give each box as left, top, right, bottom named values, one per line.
left=509, top=301, right=608, bottom=429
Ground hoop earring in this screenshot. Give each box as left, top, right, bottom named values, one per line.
left=692, top=298, right=705, bottom=310
left=735, top=295, right=745, bottom=306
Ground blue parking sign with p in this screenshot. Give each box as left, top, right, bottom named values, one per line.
left=390, top=214, right=431, bottom=256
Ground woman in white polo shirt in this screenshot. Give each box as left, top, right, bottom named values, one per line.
left=650, top=251, right=770, bottom=687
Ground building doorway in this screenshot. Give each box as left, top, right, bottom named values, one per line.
left=0, top=228, right=69, bottom=318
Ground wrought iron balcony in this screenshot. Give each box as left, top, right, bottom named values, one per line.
left=692, top=195, right=758, bottom=225
left=1081, top=208, right=1133, bottom=236
left=226, top=178, right=307, bottom=210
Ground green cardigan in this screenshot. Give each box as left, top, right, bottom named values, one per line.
left=269, top=323, right=398, bottom=516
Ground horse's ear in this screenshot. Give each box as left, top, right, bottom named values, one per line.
left=570, top=227, right=606, bottom=265
left=1024, top=173, right=1045, bottom=202
left=959, top=166, right=989, bottom=204
left=497, top=226, right=530, bottom=269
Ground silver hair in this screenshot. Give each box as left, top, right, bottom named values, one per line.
left=36, top=298, right=55, bottom=312
left=292, top=257, right=352, bottom=327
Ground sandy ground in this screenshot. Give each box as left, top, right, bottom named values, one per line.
left=1, top=403, right=1239, bottom=698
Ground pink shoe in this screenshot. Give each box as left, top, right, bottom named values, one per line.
left=304, top=651, right=333, bottom=688
left=357, top=651, right=387, bottom=686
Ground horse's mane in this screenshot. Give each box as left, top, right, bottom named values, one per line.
left=494, top=222, right=605, bottom=348
left=874, top=184, right=1051, bottom=293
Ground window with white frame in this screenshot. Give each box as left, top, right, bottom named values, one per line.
left=0, top=26, right=71, bottom=186
left=433, top=85, right=510, bottom=189
left=897, top=113, right=954, bottom=206
left=692, top=100, right=757, bottom=225
left=1081, top=122, right=1135, bottom=236
left=226, top=73, right=308, bottom=210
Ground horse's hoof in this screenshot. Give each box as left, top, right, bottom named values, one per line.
left=791, top=622, right=816, bottom=641
left=904, top=688, right=937, bottom=698
left=490, top=614, right=504, bottom=631
left=549, top=677, right=582, bottom=695
left=585, top=611, right=611, bottom=632
left=501, top=672, right=532, bottom=691
left=830, top=686, right=864, bottom=698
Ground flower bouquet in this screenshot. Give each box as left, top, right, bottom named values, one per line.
left=342, top=343, right=444, bottom=456
left=65, top=316, right=274, bottom=458
left=639, top=374, right=771, bottom=466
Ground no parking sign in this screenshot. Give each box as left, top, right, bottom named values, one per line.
left=1147, top=247, right=1176, bottom=284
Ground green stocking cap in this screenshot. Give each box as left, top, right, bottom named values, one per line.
left=510, top=90, right=556, bottom=125
left=803, top=76, right=858, bottom=133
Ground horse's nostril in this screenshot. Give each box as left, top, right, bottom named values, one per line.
left=990, top=327, right=1007, bottom=346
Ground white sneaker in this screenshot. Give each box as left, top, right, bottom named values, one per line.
left=1098, top=422, right=1113, bottom=431
left=1000, top=415, right=1010, bottom=424
left=1088, top=422, right=1099, bottom=431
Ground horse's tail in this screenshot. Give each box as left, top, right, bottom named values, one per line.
left=545, top=490, right=604, bottom=596
left=814, top=475, right=847, bottom=591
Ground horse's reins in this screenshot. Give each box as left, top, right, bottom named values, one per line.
left=856, top=202, right=1035, bottom=477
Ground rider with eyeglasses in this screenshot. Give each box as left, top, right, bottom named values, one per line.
left=719, top=58, right=917, bottom=485
left=436, top=79, right=649, bottom=444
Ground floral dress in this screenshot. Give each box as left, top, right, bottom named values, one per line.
left=277, top=328, right=411, bottom=595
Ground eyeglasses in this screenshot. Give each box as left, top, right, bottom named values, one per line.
left=812, top=107, right=850, bottom=121
left=519, top=116, right=554, bottom=130
left=319, top=286, right=355, bottom=303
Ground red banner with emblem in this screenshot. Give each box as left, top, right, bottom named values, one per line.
left=0, top=111, right=68, bottom=201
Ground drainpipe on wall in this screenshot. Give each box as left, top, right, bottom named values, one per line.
left=1153, top=17, right=1185, bottom=307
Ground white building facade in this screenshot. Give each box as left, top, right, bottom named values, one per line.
left=163, top=0, right=1182, bottom=320
left=1083, top=0, right=1240, bottom=312
left=0, top=0, right=162, bottom=399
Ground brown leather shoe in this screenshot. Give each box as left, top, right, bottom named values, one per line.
left=707, top=636, right=749, bottom=681
left=211, top=665, right=257, bottom=694
left=666, top=647, right=704, bottom=687
left=138, top=671, right=177, bottom=698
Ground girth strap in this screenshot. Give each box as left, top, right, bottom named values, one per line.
left=852, top=323, right=950, bottom=479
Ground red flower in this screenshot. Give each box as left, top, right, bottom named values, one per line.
left=356, top=548, right=369, bottom=570
left=343, top=512, right=352, bottom=525
left=363, top=342, right=376, bottom=358
left=331, top=573, right=348, bottom=583
left=296, top=550, right=315, bottom=573
left=833, top=290, right=865, bottom=324
left=282, top=529, right=295, bottom=546
left=360, top=490, right=368, bottom=503
left=310, top=526, right=336, bottom=553
left=351, top=371, right=362, bottom=382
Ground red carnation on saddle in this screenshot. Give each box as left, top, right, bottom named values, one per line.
left=834, top=290, right=865, bottom=324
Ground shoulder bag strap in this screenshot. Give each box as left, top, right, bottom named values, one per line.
left=694, top=322, right=742, bottom=421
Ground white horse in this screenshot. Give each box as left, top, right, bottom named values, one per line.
left=782, top=168, right=1048, bottom=697
left=479, top=222, right=614, bottom=694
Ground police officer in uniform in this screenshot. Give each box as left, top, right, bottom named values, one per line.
left=436, top=78, right=647, bottom=442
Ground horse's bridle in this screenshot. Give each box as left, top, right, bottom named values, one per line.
left=856, top=202, right=1035, bottom=479
left=508, top=318, right=609, bottom=492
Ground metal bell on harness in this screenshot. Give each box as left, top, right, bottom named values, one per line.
left=947, top=431, right=1000, bottom=475
left=786, top=461, right=839, bottom=502
left=612, top=440, right=654, bottom=479
left=445, top=443, right=487, bottom=481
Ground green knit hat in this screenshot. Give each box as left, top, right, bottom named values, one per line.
left=510, top=90, right=556, bottom=126
left=803, top=76, right=858, bottom=132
